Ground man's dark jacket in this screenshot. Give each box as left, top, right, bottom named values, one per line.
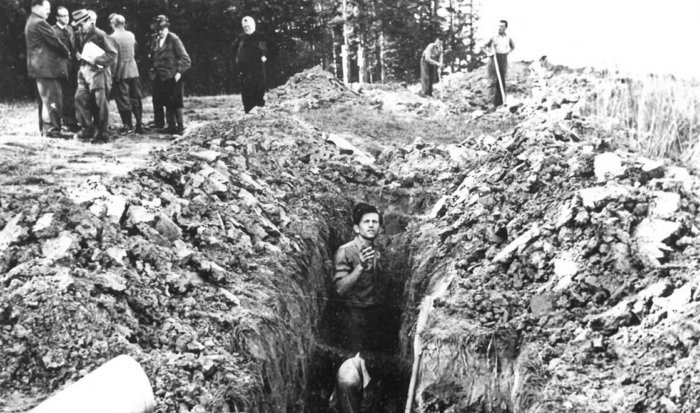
left=25, top=12, right=70, bottom=78
left=149, top=32, right=191, bottom=81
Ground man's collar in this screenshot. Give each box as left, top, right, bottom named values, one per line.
left=353, top=236, right=372, bottom=250
left=56, top=22, right=67, bottom=29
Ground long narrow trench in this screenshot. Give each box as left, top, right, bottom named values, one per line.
left=302, top=197, right=421, bottom=412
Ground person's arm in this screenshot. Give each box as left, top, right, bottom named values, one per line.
left=94, top=32, right=118, bottom=68
left=508, top=37, right=515, bottom=54
left=38, top=20, right=70, bottom=57
left=334, top=248, right=361, bottom=296
left=259, top=33, right=269, bottom=63
left=423, top=44, right=440, bottom=66
left=173, top=35, right=192, bottom=75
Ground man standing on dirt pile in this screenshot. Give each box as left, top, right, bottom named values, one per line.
left=233, top=16, right=270, bottom=114
left=52, top=6, right=80, bottom=133
left=482, top=20, right=515, bottom=108
left=72, top=9, right=117, bottom=143
left=25, top=0, right=71, bottom=138
left=420, top=38, right=443, bottom=97
left=149, top=15, right=191, bottom=135
left=109, top=14, right=145, bottom=134
left=333, top=203, right=385, bottom=353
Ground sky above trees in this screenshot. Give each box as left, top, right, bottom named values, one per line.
left=479, top=0, right=700, bottom=79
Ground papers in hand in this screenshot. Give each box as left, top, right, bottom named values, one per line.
left=81, top=42, right=105, bottom=64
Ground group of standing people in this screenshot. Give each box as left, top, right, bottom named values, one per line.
left=25, top=0, right=269, bottom=143
left=420, top=19, right=515, bottom=109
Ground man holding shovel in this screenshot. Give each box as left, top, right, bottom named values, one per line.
left=482, top=20, right=514, bottom=108
left=420, top=38, right=443, bottom=97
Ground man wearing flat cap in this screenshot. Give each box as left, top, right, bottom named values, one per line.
left=232, top=16, right=271, bottom=114
left=149, top=15, right=191, bottom=135
left=109, top=13, right=144, bottom=134
left=72, top=9, right=118, bottom=143
left=25, top=0, right=71, bottom=138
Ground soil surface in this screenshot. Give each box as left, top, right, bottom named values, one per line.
left=1, top=64, right=699, bottom=413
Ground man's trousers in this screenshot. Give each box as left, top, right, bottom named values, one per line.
left=35, top=78, right=63, bottom=134
left=487, top=53, right=508, bottom=106
left=75, top=71, right=109, bottom=136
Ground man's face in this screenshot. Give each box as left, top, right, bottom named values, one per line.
left=354, top=212, right=380, bottom=241
left=77, top=19, right=92, bottom=33
left=498, top=22, right=506, bottom=34
left=157, top=27, right=167, bottom=38
left=36, top=1, right=50, bottom=19
left=56, top=8, right=69, bottom=25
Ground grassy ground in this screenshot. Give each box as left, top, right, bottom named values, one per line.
left=299, top=104, right=520, bottom=148
left=582, top=74, right=700, bottom=167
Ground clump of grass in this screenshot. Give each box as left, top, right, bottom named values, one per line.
left=582, top=74, right=700, bottom=166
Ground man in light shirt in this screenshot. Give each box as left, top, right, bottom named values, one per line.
left=482, top=20, right=515, bottom=107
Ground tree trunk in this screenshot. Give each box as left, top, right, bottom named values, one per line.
left=342, top=0, right=350, bottom=84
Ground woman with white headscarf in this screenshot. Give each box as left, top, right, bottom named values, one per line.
left=232, top=16, right=270, bottom=113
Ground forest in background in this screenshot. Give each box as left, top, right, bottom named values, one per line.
left=0, top=0, right=485, bottom=101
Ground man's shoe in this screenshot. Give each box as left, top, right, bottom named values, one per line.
left=174, top=127, right=184, bottom=136
left=74, top=128, right=96, bottom=140
left=133, top=123, right=145, bottom=134
left=62, top=124, right=81, bottom=133
left=44, top=130, right=64, bottom=138
left=116, top=125, right=133, bottom=134
left=91, top=133, right=112, bottom=144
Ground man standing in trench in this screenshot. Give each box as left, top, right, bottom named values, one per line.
left=482, top=20, right=515, bottom=108
left=333, top=202, right=384, bottom=353
left=331, top=202, right=385, bottom=412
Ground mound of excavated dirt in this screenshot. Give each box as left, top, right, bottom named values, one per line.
left=397, top=76, right=700, bottom=411
left=0, top=107, right=402, bottom=412
left=3, top=64, right=700, bottom=413
left=267, top=65, right=366, bottom=112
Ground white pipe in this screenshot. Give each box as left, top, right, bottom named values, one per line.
left=30, top=355, right=155, bottom=413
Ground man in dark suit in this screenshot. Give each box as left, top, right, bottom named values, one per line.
left=109, top=13, right=144, bottom=134
left=25, top=0, right=71, bottom=138
left=149, top=15, right=191, bottom=135
left=52, top=6, right=79, bottom=132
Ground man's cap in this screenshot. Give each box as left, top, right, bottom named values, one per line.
left=150, top=14, right=170, bottom=30
left=71, top=9, right=89, bottom=26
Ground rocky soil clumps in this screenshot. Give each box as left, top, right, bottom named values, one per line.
left=400, top=73, right=700, bottom=411
left=267, top=65, right=366, bottom=112
left=0, top=107, right=399, bottom=412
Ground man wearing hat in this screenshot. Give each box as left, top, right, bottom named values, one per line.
left=149, top=15, right=191, bottom=135
left=25, top=0, right=71, bottom=138
left=109, top=13, right=144, bottom=134
left=232, top=16, right=270, bottom=113
left=72, top=9, right=117, bottom=143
